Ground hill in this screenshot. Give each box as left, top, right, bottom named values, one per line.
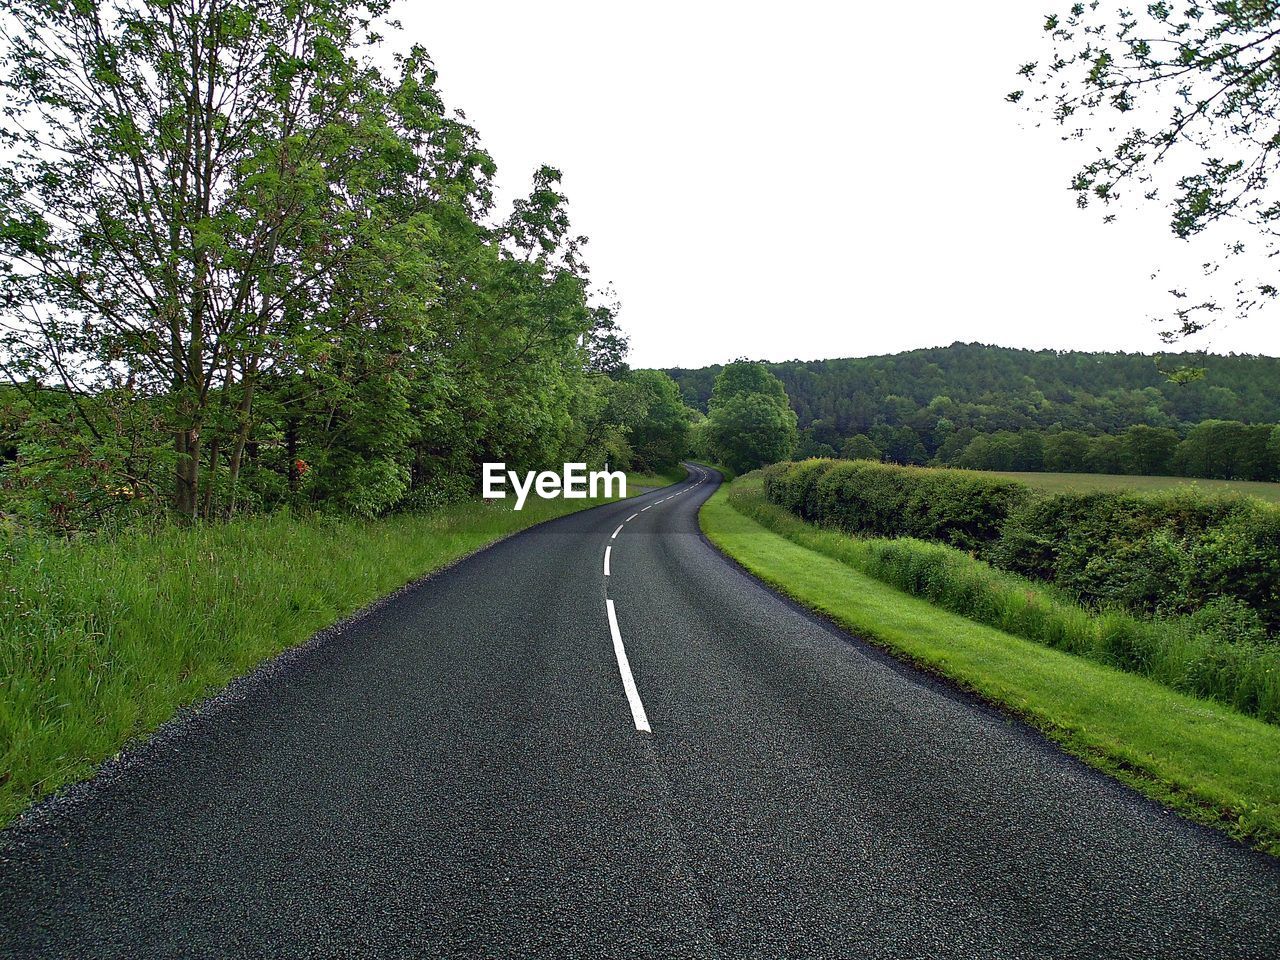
left=664, top=343, right=1280, bottom=476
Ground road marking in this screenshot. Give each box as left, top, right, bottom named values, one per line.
left=626, top=513, right=638, bottom=521
left=604, top=545, right=612, bottom=576
left=611, top=524, right=623, bottom=539
left=605, top=599, right=650, bottom=733
left=641, top=504, right=652, bottom=511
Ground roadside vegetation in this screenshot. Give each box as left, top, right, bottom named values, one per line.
left=0, top=0, right=701, bottom=537
left=759, top=459, right=1280, bottom=722
left=0, top=0, right=728, bottom=827
left=0, top=488, right=639, bottom=828
left=702, top=475, right=1280, bottom=854
left=626, top=466, right=689, bottom=489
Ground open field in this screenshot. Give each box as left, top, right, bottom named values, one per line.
left=700, top=475, right=1280, bottom=854
left=970, top=469, right=1280, bottom=503
left=0, top=492, right=624, bottom=827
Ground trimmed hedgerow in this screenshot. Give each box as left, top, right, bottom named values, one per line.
left=741, top=471, right=1280, bottom=723
left=763, top=459, right=1030, bottom=553
left=993, top=490, right=1280, bottom=628
left=762, top=459, right=1280, bottom=632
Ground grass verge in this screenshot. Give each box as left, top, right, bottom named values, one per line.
left=700, top=477, right=1280, bottom=855
left=0, top=493, right=618, bottom=827
left=626, top=465, right=689, bottom=489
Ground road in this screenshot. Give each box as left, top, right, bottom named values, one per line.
left=2, top=465, right=1278, bottom=958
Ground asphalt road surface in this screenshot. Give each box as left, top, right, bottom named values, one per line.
left=2, top=465, right=1278, bottom=958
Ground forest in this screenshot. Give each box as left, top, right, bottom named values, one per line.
left=666, top=344, right=1280, bottom=481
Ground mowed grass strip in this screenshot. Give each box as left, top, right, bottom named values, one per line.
left=972, top=469, right=1280, bottom=504
left=0, top=492, right=620, bottom=828
left=699, top=483, right=1280, bottom=855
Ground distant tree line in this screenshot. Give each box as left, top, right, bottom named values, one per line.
left=667, top=344, right=1280, bottom=482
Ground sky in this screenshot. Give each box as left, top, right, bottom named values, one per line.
left=392, top=1, right=1280, bottom=369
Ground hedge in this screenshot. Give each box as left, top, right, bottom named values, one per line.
left=762, top=459, right=1280, bottom=633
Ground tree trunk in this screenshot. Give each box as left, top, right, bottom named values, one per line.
left=175, top=425, right=201, bottom=520
left=286, top=419, right=299, bottom=493
left=201, top=435, right=220, bottom=519
left=226, top=368, right=257, bottom=516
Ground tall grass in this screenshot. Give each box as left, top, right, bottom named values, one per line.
left=0, top=494, right=614, bottom=826
left=728, top=476, right=1280, bottom=724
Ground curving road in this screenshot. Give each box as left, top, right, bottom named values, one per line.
left=2, top=465, right=1278, bottom=958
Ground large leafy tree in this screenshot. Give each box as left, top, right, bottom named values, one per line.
left=0, top=0, right=397, bottom=518
left=0, top=3, right=624, bottom=527
left=626, top=370, right=692, bottom=471
left=703, top=360, right=797, bottom=473
left=1010, top=3, right=1280, bottom=340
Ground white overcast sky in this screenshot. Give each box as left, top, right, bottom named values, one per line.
left=393, top=1, right=1280, bottom=368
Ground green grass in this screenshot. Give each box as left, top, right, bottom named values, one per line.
left=732, top=478, right=1280, bottom=722
left=700, top=477, right=1280, bottom=855
left=971, top=469, right=1280, bottom=504
left=626, top=465, right=689, bottom=489
left=0, top=492, right=619, bottom=827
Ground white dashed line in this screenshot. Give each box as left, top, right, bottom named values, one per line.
left=604, top=545, right=612, bottom=576
left=626, top=513, right=638, bottom=522
left=611, top=524, right=623, bottom=539
left=640, top=504, right=652, bottom=512
left=605, top=599, right=650, bottom=733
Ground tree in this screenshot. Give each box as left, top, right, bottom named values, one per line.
left=1121, top=425, right=1180, bottom=476
left=841, top=434, right=881, bottom=461
left=0, top=0, right=400, bottom=518
left=1010, top=4, right=1280, bottom=338
left=704, top=393, right=799, bottom=475
left=1044, top=430, right=1092, bottom=472
left=0, top=4, right=625, bottom=528
left=954, top=430, right=1045, bottom=471
left=709, top=359, right=790, bottom=409
left=1087, top=434, right=1126, bottom=474
left=625, top=371, right=692, bottom=471
left=956, top=434, right=1015, bottom=471
left=703, top=361, right=797, bottom=473
left=1172, top=420, right=1273, bottom=479
left=870, top=425, right=928, bottom=465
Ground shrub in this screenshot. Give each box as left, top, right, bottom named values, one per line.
left=766, top=459, right=1029, bottom=551
left=764, top=459, right=1280, bottom=632
left=996, top=489, right=1280, bottom=629
left=736, top=474, right=1280, bottom=723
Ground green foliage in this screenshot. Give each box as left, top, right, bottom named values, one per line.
left=624, top=371, right=693, bottom=471
left=764, top=459, right=1030, bottom=553
left=0, top=490, right=621, bottom=826
left=705, top=477, right=1280, bottom=854
left=839, top=434, right=880, bottom=461
left=1172, top=420, right=1276, bottom=480
left=1011, top=3, right=1280, bottom=338
left=737, top=475, right=1280, bottom=723
left=995, top=490, right=1280, bottom=628
left=0, top=1, right=649, bottom=530
left=702, top=361, right=798, bottom=474
left=764, top=459, right=1280, bottom=637
left=1121, top=425, right=1180, bottom=475
left=665, top=344, right=1280, bottom=483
